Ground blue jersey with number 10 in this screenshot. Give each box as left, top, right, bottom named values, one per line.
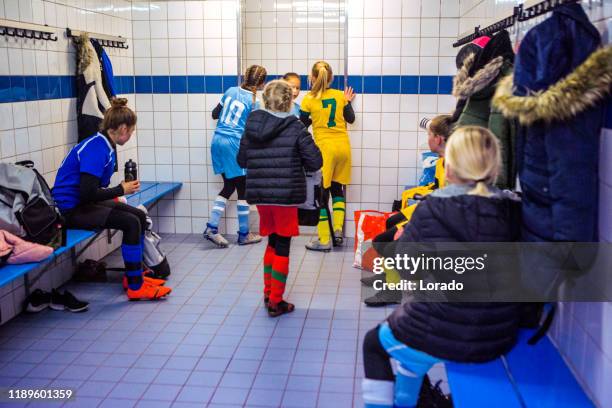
left=215, top=86, right=259, bottom=140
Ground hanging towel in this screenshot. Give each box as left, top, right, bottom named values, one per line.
left=74, top=33, right=112, bottom=142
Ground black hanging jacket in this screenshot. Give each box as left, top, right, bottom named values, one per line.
left=387, top=188, right=522, bottom=363
left=237, top=110, right=322, bottom=205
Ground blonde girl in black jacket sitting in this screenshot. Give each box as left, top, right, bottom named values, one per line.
left=238, top=80, right=322, bottom=317
left=362, top=126, right=521, bottom=408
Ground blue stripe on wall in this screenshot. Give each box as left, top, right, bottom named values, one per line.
left=0, top=75, right=454, bottom=103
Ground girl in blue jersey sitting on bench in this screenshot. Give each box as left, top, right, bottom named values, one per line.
left=52, top=98, right=172, bottom=301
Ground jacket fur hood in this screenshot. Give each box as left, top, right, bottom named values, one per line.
left=453, top=54, right=505, bottom=99
left=493, top=45, right=612, bottom=125
left=74, top=33, right=93, bottom=75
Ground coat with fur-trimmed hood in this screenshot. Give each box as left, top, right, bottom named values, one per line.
left=453, top=30, right=517, bottom=189
left=493, top=3, right=612, bottom=242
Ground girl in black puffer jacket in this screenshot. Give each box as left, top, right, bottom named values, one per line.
left=362, top=126, right=521, bottom=408
left=238, top=80, right=322, bottom=317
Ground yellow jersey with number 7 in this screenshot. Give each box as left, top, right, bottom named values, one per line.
left=300, top=88, right=349, bottom=144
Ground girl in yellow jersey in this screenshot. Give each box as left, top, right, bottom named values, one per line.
left=300, top=61, right=356, bottom=252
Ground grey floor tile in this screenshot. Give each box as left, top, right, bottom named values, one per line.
left=174, top=386, right=215, bottom=403
left=141, top=383, right=182, bottom=401
left=210, top=386, right=250, bottom=405
left=0, top=234, right=376, bottom=408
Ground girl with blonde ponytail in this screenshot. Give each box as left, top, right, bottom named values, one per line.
left=362, top=126, right=521, bottom=408
left=444, top=126, right=501, bottom=197
left=300, top=61, right=357, bottom=252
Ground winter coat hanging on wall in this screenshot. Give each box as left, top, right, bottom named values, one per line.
left=493, top=3, right=612, bottom=242
left=453, top=30, right=517, bottom=190
left=73, top=33, right=112, bottom=142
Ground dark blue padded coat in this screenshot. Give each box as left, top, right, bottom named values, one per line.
left=493, top=4, right=612, bottom=242
left=387, top=188, right=523, bottom=363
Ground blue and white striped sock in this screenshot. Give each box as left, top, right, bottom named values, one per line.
left=237, top=200, right=250, bottom=235
left=362, top=378, right=394, bottom=408
left=208, top=196, right=227, bottom=231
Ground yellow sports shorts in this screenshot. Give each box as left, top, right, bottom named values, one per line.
left=319, top=141, right=352, bottom=188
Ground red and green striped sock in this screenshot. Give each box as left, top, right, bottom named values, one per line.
left=270, top=255, right=289, bottom=306
left=263, top=245, right=275, bottom=298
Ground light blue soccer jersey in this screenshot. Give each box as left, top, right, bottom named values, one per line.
left=211, top=86, right=259, bottom=178
left=215, top=86, right=259, bottom=140
left=291, top=101, right=301, bottom=118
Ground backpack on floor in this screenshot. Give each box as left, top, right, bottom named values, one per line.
left=74, top=259, right=108, bottom=282
left=298, top=170, right=323, bottom=226
left=0, top=161, right=65, bottom=248
left=137, top=205, right=170, bottom=279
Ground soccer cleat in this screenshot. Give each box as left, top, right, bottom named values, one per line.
left=364, top=289, right=401, bottom=307
left=268, top=300, right=295, bottom=317
left=126, top=281, right=172, bottom=301
left=305, top=239, right=332, bottom=252
left=122, top=274, right=166, bottom=291
left=237, top=232, right=262, bottom=246
left=333, top=230, right=344, bottom=246
left=361, top=273, right=386, bottom=287
left=203, top=226, right=229, bottom=248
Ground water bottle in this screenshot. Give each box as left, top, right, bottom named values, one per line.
left=124, top=159, right=138, bottom=182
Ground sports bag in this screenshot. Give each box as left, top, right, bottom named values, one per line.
left=137, top=205, right=170, bottom=279
left=353, top=210, right=394, bottom=270
left=0, top=161, right=65, bottom=248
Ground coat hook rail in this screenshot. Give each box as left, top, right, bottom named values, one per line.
left=66, top=28, right=129, bottom=49
left=453, top=0, right=581, bottom=47
left=0, top=19, right=57, bottom=41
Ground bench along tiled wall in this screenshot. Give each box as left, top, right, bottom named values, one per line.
left=460, top=1, right=612, bottom=407
left=0, top=0, right=136, bottom=324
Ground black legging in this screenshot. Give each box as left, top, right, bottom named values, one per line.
left=267, top=233, right=291, bottom=257
left=363, top=325, right=394, bottom=381
left=371, top=212, right=408, bottom=259
left=65, top=200, right=147, bottom=246
left=219, top=174, right=246, bottom=200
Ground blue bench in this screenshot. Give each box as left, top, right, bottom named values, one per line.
left=0, top=181, right=181, bottom=320
left=446, top=329, right=594, bottom=407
